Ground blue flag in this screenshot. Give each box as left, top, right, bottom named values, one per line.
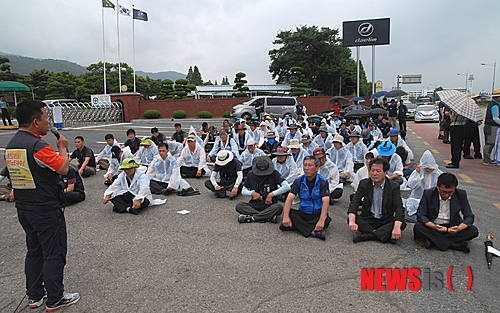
left=133, top=8, right=148, bottom=21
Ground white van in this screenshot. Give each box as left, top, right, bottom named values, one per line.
left=230, top=96, right=297, bottom=120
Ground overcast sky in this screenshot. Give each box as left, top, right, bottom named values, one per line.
left=1, top=0, right=499, bottom=94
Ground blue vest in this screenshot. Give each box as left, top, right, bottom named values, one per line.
left=485, top=100, right=500, bottom=126
left=298, top=174, right=326, bottom=215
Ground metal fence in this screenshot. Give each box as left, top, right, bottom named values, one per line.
left=47, top=102, right=124, bottom=128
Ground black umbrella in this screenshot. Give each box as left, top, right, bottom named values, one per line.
left=385, top=89, right=407, bottom=98
left=370, top=108, right=388, bottom=116
left=329, top=96, right=349, bottom=106
left=345, top=109, right=371, bottom=119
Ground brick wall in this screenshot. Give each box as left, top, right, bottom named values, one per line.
left=115, top=95, right=372, bottom=121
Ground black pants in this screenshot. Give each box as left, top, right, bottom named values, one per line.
left=352, top=215, right=407, bottom=243
left=463, top=125, right=481, bottom=157
left=64, top=191, right=85, bottom=207
left=235, top=202, right=283, bottom=222
left=180, top=166, right=205, bottom=178
left=2, top=108, right=12, bottom=126
left=354, top=163, right=364, bottom=173
left=150, top=180, right=169, bottom=195
left=17, top=208, right=67, bottom=307
left=287, top=209, right=331, bottom=237
left=450, top=126, right=465, bottom=165
left=204, top=180, right=242, bottom=198
left=414, top=222, right=479, bottom=251
left=110, top=191, right=150, bottom=213
left=398, top=116, right=407, bottom=132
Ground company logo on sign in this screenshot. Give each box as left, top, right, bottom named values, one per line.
left=358, top=23, right=374, bottom=37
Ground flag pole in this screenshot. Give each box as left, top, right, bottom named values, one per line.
left=132, top=4, right=136, bottom=93
left=116, top=0, right=122, bottom=93
left=102, top=5, right=107, bottom=94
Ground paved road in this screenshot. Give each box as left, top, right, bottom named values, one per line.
left=1, top=119, right=499, bottom=313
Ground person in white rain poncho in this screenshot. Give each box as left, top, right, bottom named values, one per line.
left=327, top=134, right=354, bottom=182
left=167, top=140, right=184, bottom=158
left=207, top=129, right=238, bottom=163
left=95, top=133, right=121, bottom=170
left=288, top=139, right=307, bottom=175
left=178, top=136, right=211, bottom=178
left=376, top=141, right=404, bottom=185
left=313, top=126, right=334, bottom=151
left=345, top=131, right=368, bottom=172
left=238, top=137, right=266, bottom=176
left=282, top=124, right=302, bottom=148
left=147, top=143, right=194, bottom=196
left=134, top=137, right=159, bottom=166
left=233, top=124, right=253, bottom=155
left=301, top=135, right=318, bottom=156
left=103, top=158, right=166, bottom=214
left=313, top=148, right=343, bottom=205
left=188, top=125, right=204, bottom=148
left=104, top=146, right=134, bottom=186
left=276, top=118, right=288, bottom=142
left=404, top=150, right=443, bottom=223
left=272, top=147, right=298, bottom=201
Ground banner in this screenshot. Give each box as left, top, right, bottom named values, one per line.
left=133, top=8, right=148, bottom=21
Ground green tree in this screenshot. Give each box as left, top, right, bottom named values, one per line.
left=221, top=76, right=230, bottom=85
left=136, top=75, right=162, bottom=100
left=29, top=69, right=53, bottom=100
left=0, top=56, right=24, bottom=82
left=289, top=66, right=309, bottom=96
left=158, top=79, right=174, bottom=99
left=44, top=71, right=78, bottom=99
left=232, top=72, right=248, bottom=97
left=269, top=25, right=370, bottom=96
left=186, top=65, right=203, bottom=85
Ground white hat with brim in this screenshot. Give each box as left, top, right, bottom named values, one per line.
left=331, top=134, right=345, bottom=147
left=288, top=139, right=302, bottom=149
left=215, top=150, right=234, bottom=166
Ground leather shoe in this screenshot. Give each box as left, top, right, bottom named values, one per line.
left=443, top=140, right=451, bottom=144
left=446, top=163, right=459, bottom=169
left=474, top=154, right=483, bottom=159
left=449, top=241, right=470, bottom=253
left=424, top=239, right=432, bottom=249
left=269, top=215, right=278, bottom=223
left=353, top=231, right=376, bottom=243
left=463, top=155, right=474, bottom=159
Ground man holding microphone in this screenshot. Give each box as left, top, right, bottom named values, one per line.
left=5, top=100, right=79, bottom=311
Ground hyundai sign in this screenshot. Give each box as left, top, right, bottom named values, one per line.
left=342, top=18, right=390, bottom=47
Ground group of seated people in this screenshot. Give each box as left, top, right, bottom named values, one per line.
left=4, top=112, right=477, bottom=252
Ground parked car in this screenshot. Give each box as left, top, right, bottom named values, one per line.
left=230, top=96, right=297, bottom=120
left=406, top=103, right=418, bottom=120
left=414, top=105, right=439, bottom=123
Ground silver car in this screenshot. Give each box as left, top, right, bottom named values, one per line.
left=414, top=105, right=439, bottom=123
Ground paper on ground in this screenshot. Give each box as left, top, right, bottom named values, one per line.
left=177, top=210, right=190, bottom=215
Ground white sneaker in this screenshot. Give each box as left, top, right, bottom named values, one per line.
left=46, top=292, right=80, bottom=312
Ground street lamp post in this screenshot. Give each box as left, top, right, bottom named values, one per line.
left=457, top=72, right=469, bottom=94
left=481, top=60, right=497, bottom=94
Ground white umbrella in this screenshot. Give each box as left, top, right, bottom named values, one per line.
left=437, top=90, right=482, bottom=122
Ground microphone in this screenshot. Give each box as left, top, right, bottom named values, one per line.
left=50, top=127, right=61, bottom=140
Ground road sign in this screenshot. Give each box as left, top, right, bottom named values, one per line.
left=401, top=74, right=422, bottom=84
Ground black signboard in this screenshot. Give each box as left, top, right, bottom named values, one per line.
left=342, top=18, right=390, bottom=47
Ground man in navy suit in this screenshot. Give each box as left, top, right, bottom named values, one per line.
left=414, top=173, right=478, bottom=253
left=348, top=157, right=406, bottom=243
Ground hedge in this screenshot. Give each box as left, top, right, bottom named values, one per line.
left=197, top=111, right=213, bottom=118
left=223, top=111, right=231, bottom=118
left=144, top=110, right=161, bottom=119
left=172, top=110, right=187, bottom=118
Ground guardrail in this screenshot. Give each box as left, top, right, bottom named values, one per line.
left=47, top=102, right=124, bottom=128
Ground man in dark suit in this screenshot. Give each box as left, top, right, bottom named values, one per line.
left=414, top=173, right=478, bottom=253
left=348, top=157, right=406, bottom=243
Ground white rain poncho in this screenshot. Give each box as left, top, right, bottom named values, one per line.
left=105, top=146, right=134, bottom=178
left=384, top=136, right=414, bottom=161
left=327, top=146, right=354, bottom=176
left=405, top=150, right=443, bottom=216
left=104, top=168, right=166, bottom=206
left=167, top=141, right=184, bottom=158
left=95, top=139, right=120, bottom=163
left=319, top=158, right=341, bottom=192
left=282, top=130, right=303, bottom=148
left=388, top=153, right=404, bottom=177
left=134, top=144, right=159, bottom=166
left=188, top=125, right=204, bottom=147
left=290, top=147, right=307, bottom=175
left=178, top=143, right=211, bottom=174
left=273, top=156, right=298, bottom=185
left=238, top=147, right=265, bottom=170
left=313, top=133, right=334, bottom=151
left=345, top=141, right=368, bottom=164
left=147, top=154, right=191, bottom=190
